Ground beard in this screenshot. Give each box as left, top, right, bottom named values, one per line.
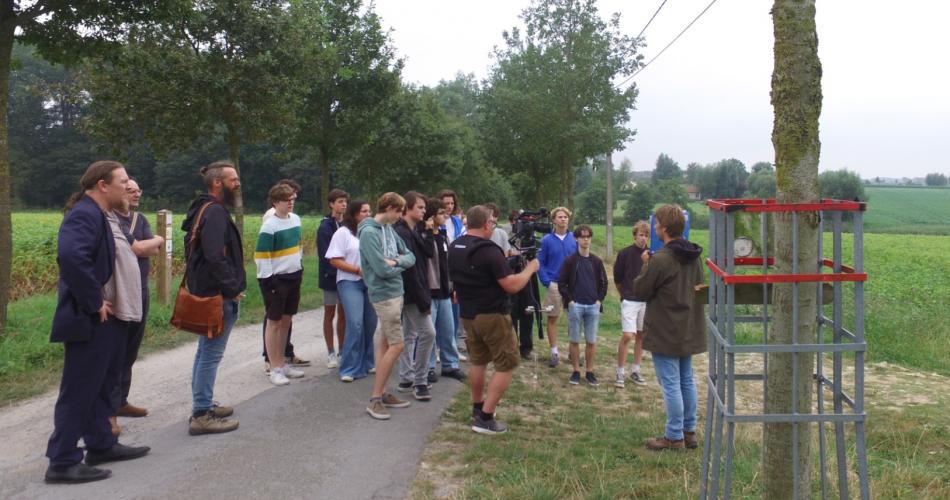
left=221, top=186, right=238, bottom=208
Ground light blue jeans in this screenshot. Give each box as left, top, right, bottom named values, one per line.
left=567, top=302, right=600, bottom=344
left=429, top=297, right=460, bottom=370
left=652, top=353, right=698, bottom=440
left=192, top=299, right=239, bottom=412
left=337, top=279, right=377, bottom=379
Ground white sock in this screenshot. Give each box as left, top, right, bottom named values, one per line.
left=632, top=364, right=641, bottom=373
left=551, top=347, right=559, bottom=356
left=617, top=366, right=625, bottom=376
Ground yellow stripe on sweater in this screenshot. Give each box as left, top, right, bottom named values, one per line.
left=254, top=246, right=302, bottom=260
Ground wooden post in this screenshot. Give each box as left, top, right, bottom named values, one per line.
left=605, top=153, right=614, bottom=259
left=156, top=210, right=173, bottom=304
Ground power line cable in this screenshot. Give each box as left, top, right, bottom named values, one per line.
left=636, top=0, right=669, bottom=40
left=617, top=0, right=719, bottom=89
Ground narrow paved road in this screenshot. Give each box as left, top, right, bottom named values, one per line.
left=0, top=309, right=464, bottom=499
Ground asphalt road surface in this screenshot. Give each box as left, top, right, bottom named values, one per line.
left=0, top=308, right=465, bottom=499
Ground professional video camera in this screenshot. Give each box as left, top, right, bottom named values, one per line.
left=508, top=208, right=552, bottom=261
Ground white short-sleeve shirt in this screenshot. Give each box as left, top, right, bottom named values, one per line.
left=325, top=226, right=361, bottom=282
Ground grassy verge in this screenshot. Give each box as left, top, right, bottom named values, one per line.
left=0, top=255, right=323, bottom=407
left=411, top=293, right=950, bottom=498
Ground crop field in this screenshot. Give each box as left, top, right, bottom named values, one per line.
left=9, top=211, right=322, bottom=299
left=862, top=186, right=950, bottom=235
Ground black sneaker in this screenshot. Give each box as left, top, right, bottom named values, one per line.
left=472, top=414, right=508, bottom=435
left=427, top=370, right=439, bottom=384
left=585, top=372, right=599, bottom=386
left=520, top=349, right=533, bottom=360
left=413, top=385, right=432, bottom=401
left=569, top=371, right=581, bottom=385
left=441, top=368, right=467, bottom=381
left=397, top=381, right=413, bottom=393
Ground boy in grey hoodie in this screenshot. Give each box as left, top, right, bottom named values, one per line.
left=359, top=192, right=416, bottom=420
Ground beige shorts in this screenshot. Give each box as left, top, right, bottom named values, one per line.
left=372, top=296, right=404, bottom=345
left=542, top=283, right=563, bottom=317
left=462, top=314, right=520, bottom=372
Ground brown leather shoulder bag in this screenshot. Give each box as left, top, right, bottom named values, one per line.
left=170, top=202, right=225, bottom=338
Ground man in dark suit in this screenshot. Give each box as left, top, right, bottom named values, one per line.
left=45, top=161, right=151, bottom=484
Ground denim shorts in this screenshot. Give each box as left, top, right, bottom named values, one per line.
left=567, top=302, right=600, bottom=344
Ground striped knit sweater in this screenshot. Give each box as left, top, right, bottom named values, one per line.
left=255, top=213, right=302, bottom=279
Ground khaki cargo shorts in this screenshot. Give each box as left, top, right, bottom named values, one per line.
left=372, top=296, right=404, bottom=345
left=542, top=283, right=563, bottom=317
left=462, top=314, right=520, bottom=372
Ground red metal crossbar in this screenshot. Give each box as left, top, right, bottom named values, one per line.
left=706, top=198, right=866, bottom=213
left=706, top=258, right=867, bottom=284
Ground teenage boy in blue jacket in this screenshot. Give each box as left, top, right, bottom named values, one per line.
left=537, top=207, right=576, bottom=367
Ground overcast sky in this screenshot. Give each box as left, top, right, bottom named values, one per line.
left=373, top=0, right=949, bottom=179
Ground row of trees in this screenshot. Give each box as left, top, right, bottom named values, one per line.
left=925, top=172, right=949, bottom=186
left=1, top=0, right=643, bottom=335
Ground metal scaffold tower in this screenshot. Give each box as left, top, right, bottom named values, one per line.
left=699, top=198, right=870, bottom=499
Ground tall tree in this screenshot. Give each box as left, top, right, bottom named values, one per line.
left=85, top=0, right=303, bottom=233
left=292, top=0, right=401, bottom=213
left=652, top=153, right=682, bottom=182
left=484, top=0, right=641, bottom=210
left=0, top=1, right=175, bottom=336
left=765, top=0, right=822, bottom=497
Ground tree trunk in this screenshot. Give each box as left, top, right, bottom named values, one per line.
left=605, top=153, right=613, bottom=259
left=559, top=152, right=569, bottom=207
left=0, top=20, right=15, bottom=337
left=225, top=124, right=245, bottom=236
left=319, top=146, right=330, bottom=215
left=765, top=1, right=823, bottom=498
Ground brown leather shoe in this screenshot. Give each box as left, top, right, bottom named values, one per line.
left=646, top=436, right=685, bottom=451
left=108, top=416, right=121, bottom=437
left=684, top=431, right=699, bottom=449
left=117, top=403, right=149, bottom=418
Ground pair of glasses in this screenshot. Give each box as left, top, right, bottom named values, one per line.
left=127, top=189, right=142, bottom=195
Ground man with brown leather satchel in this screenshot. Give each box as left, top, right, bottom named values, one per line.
left=180, top=161, right=246, bottom=436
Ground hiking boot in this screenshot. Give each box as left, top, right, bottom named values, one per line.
left=549, top=353, right=559, bottom=368
left=117, top=403, right=148, bottom=418
left=189, top=413, right=239, bottom=435
left=472, top=414, right=508, bottom=435
left=413, top=385, right=432, bottom=401
left=397, top=381, right=414, bottom=393
left=441, top=368, right=467, bottom=381
left=326, top=353, right=338, bottom=369
left=269, top=369, right=290, bottom=386
left=646, top=436, right=686, bottom=451
left=366, top=399, right=390, bottom=420
left=282, top=365, right=305, bottom=378
left=211, top=403, right=233, bottom=418
left=569, top=371, right=581, bottom=385
left=614, top=372, right=625, bottom=389
left=427, top=370, right=439, bottom=384
left=381, top=393, right=411, bottom=408
left=629, top=371, right=648, bottom=386
left=287, top=355, right=311, bottom=367
left=585, top=372, right=599, bottom=387
left=684, top=431, right=699, bottom=449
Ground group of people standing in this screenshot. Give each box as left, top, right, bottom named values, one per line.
left=43, top=159, right=705, bottom=485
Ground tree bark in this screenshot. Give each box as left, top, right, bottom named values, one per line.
left=765, top=1, right=823, bottom=498
left=0, top=18, right=15, bottom=337
left=225, top=123, right=245, bottom=236
left=605, top=153, right=613, bottom=258
left=319, top=146, right=330, bottom=215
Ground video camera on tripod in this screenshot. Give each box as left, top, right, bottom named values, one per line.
left=508, top=208, right=553, bottom=261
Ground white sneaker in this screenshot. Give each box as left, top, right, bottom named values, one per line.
left=269, top=369, right=290, bottom=386
left=327, top=353, right=339, bottom=369
left=341, top=375, right=354, bottom=382
left=283, top=365, right=305, bottom=378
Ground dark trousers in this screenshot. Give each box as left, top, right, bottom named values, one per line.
left=261, top=319, right=294, bottom=361
left=112, top=291, right=149, bottom=409
left=511, top=275, right=541, bottom=353
left=47, top=316, right=128, bottom=467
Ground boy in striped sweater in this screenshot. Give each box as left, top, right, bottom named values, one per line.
left=255, top=183, right=305, bottom=386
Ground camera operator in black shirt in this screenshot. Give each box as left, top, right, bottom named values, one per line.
left=449, top=206, right=540, bottom=434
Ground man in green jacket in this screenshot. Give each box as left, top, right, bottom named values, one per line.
left=633, top=204, right=705, bottom=451
left=359, top=192, right=416, bottom=420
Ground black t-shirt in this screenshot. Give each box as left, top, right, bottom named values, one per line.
left=117, top=211, right=154, bottom=289
left=448, top=235, right=514, bottom=319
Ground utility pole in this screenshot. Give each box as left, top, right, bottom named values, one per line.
left=605, top=153, right=614, bottom=259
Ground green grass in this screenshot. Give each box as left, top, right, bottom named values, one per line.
left=862, top=186, right=950, bottom=235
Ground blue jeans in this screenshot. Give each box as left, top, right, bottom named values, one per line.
left=567, top=302, right=600, bottom=344
left=337, top=279, right=377, bottom=379
left=428, top=297, right=460, bottom=370
left=192, top=299, right=239, bottom=412
left=652, top=353, right=698, bottom=440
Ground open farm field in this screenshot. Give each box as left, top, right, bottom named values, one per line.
left=9, top=211, right=321, bottom=299
left=592, top=226, right=950, bottom=377
left=862, top=186, right=950, bottom=235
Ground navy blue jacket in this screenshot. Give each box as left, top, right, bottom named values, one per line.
left=50, top=196, right=115, bottom=343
